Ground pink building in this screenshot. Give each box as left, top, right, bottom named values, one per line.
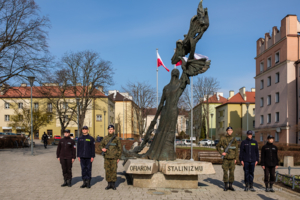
left=255, top=15, right=300, bottom=144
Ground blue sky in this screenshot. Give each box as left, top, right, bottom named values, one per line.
left=36, top=0, right=300, bottom=98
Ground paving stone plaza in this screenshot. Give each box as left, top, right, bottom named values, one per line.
left=0, top=142, right=299, bottom=200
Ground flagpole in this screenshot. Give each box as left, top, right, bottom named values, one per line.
left=156, top=48, right=159, bottom=109
left=174, top=48, right=176, bottom=69
left=190, top=76, right=194, bottom=161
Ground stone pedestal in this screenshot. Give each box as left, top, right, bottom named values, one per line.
left=284, top=156, right=294, bottom=167
left=124, top=159, right=215, bottom=189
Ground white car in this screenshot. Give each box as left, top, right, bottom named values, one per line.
left=199, top=139, right=215, bottom=146
left=181, top=139, right=197, bottom=146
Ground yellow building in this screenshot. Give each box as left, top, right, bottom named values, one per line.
left=0, top=84, right=114, bottom=139
left=108, top=90, right=139, bottom=139
left=215, top=87, right=255, bottom=140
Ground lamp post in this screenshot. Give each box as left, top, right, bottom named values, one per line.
left=190, top=77, right=194, bottom=161
left=123, top=97, right=127, bottom=140
left=104, top=110, right=106, bottom=137
left=246, top=102, right=250, bottom=140
left=28, top=76, right=35, bottom=156
left=76, top=98, right=80, bottom=139
left=210, top=113, right=214, bottom=148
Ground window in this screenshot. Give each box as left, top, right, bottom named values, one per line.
left=5, top=115, right=10, bottom=121
left=260, top=134, right=263, bottom=142
left=275, top=52, right=280, bottom=63
left=5, top=102, right=10, bottom=109
left=260, top=80, right=264, bottom=89
left=275, top=132, right=279, bottom=142
left=253, top=120, right=255, bottom=128
left=267, top=114, right=271, bottom=123
left=47, top=115, right=53, bottom=122
left=267, top=95, right=271, bottom=105
left=260, top=62, right=264, bottom=72
left=63, top=102, right=68, bottom=110
left=275, top=112, right=279, bottom=122
left=18, top=115, right=23, bottom=121
left=47, top=103, right=52, bottom=112
left=34, top=103, right=39, bottom=111
left=253, top=108, right=255, bottom=115
left=267, top=57, right=272, bottom=68
left=267, top=76, right=271, bottom=86
left=18, top=103, right=23, bottom=109
left=275, top=92, right=279, bottom=103
left=96, top=115, right=102, bottom=121
left=260, top=98, right=264, bottom=107
left=275, top=72, right=280, bottom=83
left=260, top=115, right=264, bottom=125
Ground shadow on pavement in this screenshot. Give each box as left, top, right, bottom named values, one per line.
left=91, top=175, right=104, bottom=186
left=203, top=178, right=225, bottom=189
left=115, top=176, right=126, bottom=187
left=198, top=182, right=209, bottom=187
left=257, top=194, right=277, bottom=200
left=72, top=176, right=83, bottom=185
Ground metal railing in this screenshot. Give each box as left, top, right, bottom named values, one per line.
left=275, top=166, right=300, bottom=190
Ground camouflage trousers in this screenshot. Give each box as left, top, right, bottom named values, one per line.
left=104, top=158, right=118, bottom=182
left=222, top=159, right=235, bottom=182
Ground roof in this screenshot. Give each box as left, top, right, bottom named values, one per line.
left=0, top=86, right=107, bottom=98
left=203, top=94, right=228, bottom=103
left=216, top=91, right=255, bottom=108
left=110, top=92, right=132, bottom=101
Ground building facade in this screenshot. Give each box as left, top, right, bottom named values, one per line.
left=216, top=87, right=255, bottom=140
left=254, top=15, right=300, bottom=144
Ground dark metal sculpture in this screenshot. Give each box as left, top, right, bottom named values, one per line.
left=122, top=0, right=210, bottom=161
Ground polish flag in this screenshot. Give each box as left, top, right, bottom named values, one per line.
left=157, top=52, right=170, bottom=72
left=175, top=53, right=209, bottom=66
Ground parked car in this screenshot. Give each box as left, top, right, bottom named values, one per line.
left=6, top=132, right=16, bottom=135
left=0, top=132, right=6, bottom=135
left=199, top=139, right=215, bottom=146
left=54, top=135, right=61, bottom=139
left=127, top=138, right=135, bottom=141
left=181, top=139, right=197, bottom=146
left=175, top=139, right=181, bottom=144
left=214, top=139, right=219, bottom=146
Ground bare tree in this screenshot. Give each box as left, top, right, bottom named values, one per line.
left=61, top=50, right=114, bottom=133
left=122, top=81, right=156, bottom=138
left=0, top=0, right=51, bottom=85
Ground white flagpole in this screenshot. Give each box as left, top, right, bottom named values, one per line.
left=156, top=49, right=159, bottom=109
left=190, top=76, right=194, bottom=161
left=174, top=48, right=176, bottom=69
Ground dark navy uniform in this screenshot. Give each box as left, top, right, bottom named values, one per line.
left=77, top=132, right=95, bottom=185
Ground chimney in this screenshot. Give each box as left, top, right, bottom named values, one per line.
left=0, top=84, right=9, bottom=95
left=76, top=83, right=82, bottom=86
left=239, top=87, right=246, bottom=101
left=21, top=83, right=27, bottom=87
left=228, top=90, right=234, bottom=100
left=215, top=92, right=223, bottom=101
left=98, top=86, right=104, bottom=93
left=108, top=90, right=118, bottom=99
left=251, top=88, right=255, bottom=92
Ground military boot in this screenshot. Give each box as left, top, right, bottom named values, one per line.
left=269, top=184, right=275, bottom=192
left=224, top=182, right=228, bottom=191
left=67, top=179, right=72, bottom=187
left=228, top=182, right=235, bottom=191
left=244, top=183, right=248, bottom=191
left=249, top=182, right=255, bottom=192
left=105, top=182, right=111, bottom=190
left=112, top=182, right=116, bottom=190
left=61, top=179, right=68, bottom=187
left=80, top=179, right=87, bottom=188
left=86, top=179, right=91, bottom=189
left=265, top=183, right=269, bottom=192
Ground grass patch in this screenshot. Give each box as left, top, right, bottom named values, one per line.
left=177, top=146, right=216, bottom=151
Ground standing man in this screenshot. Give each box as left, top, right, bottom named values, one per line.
left=77, top=126, right=95, bottom=189
left=56, top=129, right=76, bottom=187
left=100, top=125, right=121, bottom=190
left=216, top=126, right=238, bottom=191
left=261, top=135, right=279, bottom=192
left=42, top=132, right=48, bottom=149
left=239, top=130, right=259, bottom=192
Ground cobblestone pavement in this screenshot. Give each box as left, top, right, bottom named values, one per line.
left=0, top=141, right=299, bottom=200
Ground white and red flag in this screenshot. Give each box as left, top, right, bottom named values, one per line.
left=175, top=53, right=209, bottom=66
left=157, top=51, right=170, bottom=72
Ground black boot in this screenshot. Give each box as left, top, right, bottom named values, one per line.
left=244, top=183, right=248, bottom=191
left=269, top=184, right=275, bottom=192
left=224, top=182, right=228, bottom=191
left=86, top=179, right=91, bottom=189
left=105, top=182, right=111, bottom=190
left=112, top=182, right=116, bottom=190
left=228, top=182, right=235, bottom=191
left=265, top=183, right=269, bottom=192
left=61, top=179, right=68, bottom=187
left=249, top=182, right=255, bottom=192
left=80, top=179, right=87, bottom=188
left=67, top=179, right=72, bottom=187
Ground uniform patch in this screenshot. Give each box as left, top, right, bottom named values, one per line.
left=86, top=139, right=91, bottom=142
left=272, top=148, right=276, bottom=150
left=67, top=142, right=71, bottom=144
left=229, top=146, right=236, bottom=149
left=251, top=143, right=256, bottom=146
left=110, top=143, right=116, bottom=146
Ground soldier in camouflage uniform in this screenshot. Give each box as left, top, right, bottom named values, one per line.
left=100, top=125, right=121, bottom=190
left=216, top=126, right=238, bottom=191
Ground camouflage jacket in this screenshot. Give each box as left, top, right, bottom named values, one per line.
left=100, top=133, right=121, bottom=159
left=216, top=134, right=238, bottom=160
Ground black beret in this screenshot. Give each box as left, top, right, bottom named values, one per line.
left=64, top=129, right=70, bottom=133
left=108, top=125, right=115, bottom=129
left=267, top=135, right=274, bottom=139
left=82, top=126, right=89, bottom=130
left=247, top=130, right=253, bottom=135
left=226, top=126, right=233, bottom=131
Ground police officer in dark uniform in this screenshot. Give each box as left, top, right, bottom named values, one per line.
left=42, top=132, right=48, bottom=148
left=239, top=130, right=259, bottom=192
left=261, top=135, right=279, bottom=192
left=56, top=129, right=76, bottom=187
left=77, top=126, right=95, bottom=189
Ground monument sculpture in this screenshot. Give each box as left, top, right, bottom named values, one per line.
left=122, top=0, right=215, bottom=189
left=122, top=0, right=210, bottom=161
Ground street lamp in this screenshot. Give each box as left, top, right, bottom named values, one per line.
left=246, top=102, right=250, bottom=140
left=104, top=110, right=106, bottom=137
left=28, top=76, right=35, bottom=156
left=76, top=98, right=80, bottom=139
left=123, top=97, right=128, bottom=140
left=210, top=113, right=214, bottom=148
left=190, top=77, right=194, bottom=161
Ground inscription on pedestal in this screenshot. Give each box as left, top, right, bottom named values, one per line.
left=167, top=166, right=203, bottom=172
left=130, top=166, right=152, bottom=172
